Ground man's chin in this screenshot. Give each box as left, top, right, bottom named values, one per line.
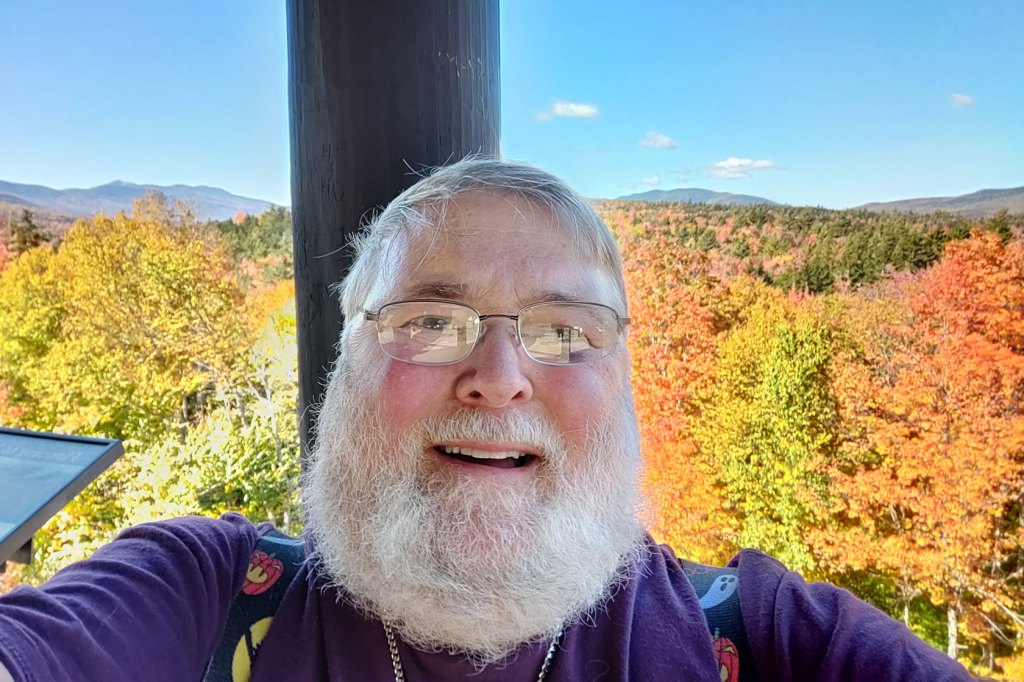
left=307, top=482, right=644, bottom=663
left=318, top=537, right=640, bottom=667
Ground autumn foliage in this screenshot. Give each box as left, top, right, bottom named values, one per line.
left=0, top=194, right=300, bottom=580
left=603, top=201, right=1024, bottom=677
left=813, top=233, right=1024, bottom=659
left=619, top=220, right=725, bottom=563
left=2, top=194, right=1023, bottom=676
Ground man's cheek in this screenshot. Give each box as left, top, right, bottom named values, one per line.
left=375, top=362, right=451, bottom=429
left=542, top=369, right=621, bottom=431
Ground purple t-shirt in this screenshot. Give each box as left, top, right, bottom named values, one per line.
left=0, top=514, right=974, bottom=681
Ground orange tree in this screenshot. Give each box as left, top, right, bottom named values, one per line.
left=615, top=217, right=729, bottom=563
left=814, top=233, right=1024, bottom=661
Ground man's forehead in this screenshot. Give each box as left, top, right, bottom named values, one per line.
left=413, top=193, right=569, bottom=250
left=437, top=189, right=558, bottom=231
left=375, top=239, right=613, bottom=310
left=360, top=189, right=624, bottom=312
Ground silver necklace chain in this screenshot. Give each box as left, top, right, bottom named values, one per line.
left=383, top=622, right=564, bottom=682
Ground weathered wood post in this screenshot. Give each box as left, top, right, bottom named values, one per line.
left=286, top=0, right=500, bottom=458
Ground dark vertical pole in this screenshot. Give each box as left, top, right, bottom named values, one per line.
left=287, top=0, right=500, bottom=458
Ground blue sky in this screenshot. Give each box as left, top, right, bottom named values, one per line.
left=1, top=1, right=1021, bottom=209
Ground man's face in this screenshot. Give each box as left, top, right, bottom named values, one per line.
left=358, top=190, right=630, bottom=485
left=305, top=190, right=643, bottom=662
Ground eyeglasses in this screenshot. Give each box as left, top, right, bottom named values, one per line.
left=363, top=300, right=629, bottom=366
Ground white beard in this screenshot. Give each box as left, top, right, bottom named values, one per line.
left=302, top=360, right=647, bottom=664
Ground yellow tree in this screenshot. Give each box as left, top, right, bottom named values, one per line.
left=177, top=280, right=302, bottom=533
left=696, top=278, right=837, bottom=572
left=23, top=195, right=248, bottom=438
left=4, top=196, right=256, bottom=578
left=0, top=246, right=62, bottom=427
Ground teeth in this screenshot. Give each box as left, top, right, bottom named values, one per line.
left=441, top=445, right=527, bottom=460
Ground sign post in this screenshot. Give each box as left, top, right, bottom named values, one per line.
left=0, top=428, right=124, bottom=570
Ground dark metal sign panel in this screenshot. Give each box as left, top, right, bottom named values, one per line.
left=0, top=427, right=124, bottom=566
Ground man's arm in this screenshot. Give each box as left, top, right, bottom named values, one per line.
left=0, top=513, right=260, bottom=682
left=734, top=549, right=976, bottom=681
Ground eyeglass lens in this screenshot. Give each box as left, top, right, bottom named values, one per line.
left=374, top=301, right=619, bottom=365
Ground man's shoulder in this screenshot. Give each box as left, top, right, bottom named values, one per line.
left=137, top=511, right=278, bottom=538
left=100, top=512, right=266, bottom=556
left=715, top=548, right=975, bottom=680
left=645, top=540, right=785, bottom=581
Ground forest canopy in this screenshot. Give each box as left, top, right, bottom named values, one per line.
left=1, top=196, right=1022, bottom=678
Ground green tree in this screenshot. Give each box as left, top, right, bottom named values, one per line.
left=696, top=281, right=837, bottom=572
left=9, top=209, right=49, bottom=256
left=801, top=235, right=837, bottom=293
left=838, top=229, right=879, bottom=285
left=988, top=209, right=1013, bottom=242
left=209, top=206, right=294, bottom=285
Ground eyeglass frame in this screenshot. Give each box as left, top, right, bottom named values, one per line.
left=362, top=299, right=630, bottom=366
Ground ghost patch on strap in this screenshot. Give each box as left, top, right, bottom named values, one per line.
left=680, top=559, right=757, bottom=682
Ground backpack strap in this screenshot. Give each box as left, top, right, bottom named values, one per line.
left=203, top=530, right=307, bottom=682
left=203, top=534, right=755, bottom=681
left=679, top=559, right=757, bottom=682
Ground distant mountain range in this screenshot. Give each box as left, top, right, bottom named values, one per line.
left=0, top=179, right=277, bottom=222
left=618, top=185, right=1024, bottom=217
left=856, top=187, right=1024, bottom=217
left=3, top=178, right=1022, bottom=221
left=618, top=188, right=777, bottom=206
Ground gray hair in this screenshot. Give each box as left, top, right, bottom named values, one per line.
left=337, top=157, right=626, bottom=336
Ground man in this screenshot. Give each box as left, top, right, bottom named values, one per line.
left=0, top=158, right=975, bottom=680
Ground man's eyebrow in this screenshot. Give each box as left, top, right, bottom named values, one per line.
left=401, top=282, right=470, bottom=300
left=534, top=291, right=578, bottom=303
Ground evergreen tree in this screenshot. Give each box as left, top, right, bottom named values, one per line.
left=10, top=209, right=49, bottom=256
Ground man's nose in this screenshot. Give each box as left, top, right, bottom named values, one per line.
left=454, top=320, right=534, bottom=408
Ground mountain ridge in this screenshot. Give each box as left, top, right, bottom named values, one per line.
left=856, top=186, right=1024, bottom=217
left=618, top=188, right=777, bottom=206
left=0, top=179, right=279, bottom=222
left=617, top=185, right=1024, bottom=217
left=4, top=178, right=1023, bottom=221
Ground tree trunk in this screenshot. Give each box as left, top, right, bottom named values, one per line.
left=946, top=603, right=958, bottom=659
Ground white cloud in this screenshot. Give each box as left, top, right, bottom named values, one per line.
left=534, top=112, right=552, bottom=121
left=550, top=101, right=600, bottom=118
left=708, top=157, right=775, bottom=179
left=640, top=176, right=661, bottom=186
left=639, top=131, right=677, bottom=149
left=951, top=93, right=975, bottom=108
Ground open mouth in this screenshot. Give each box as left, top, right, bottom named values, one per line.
left=434, top=445, right=538, bottom=469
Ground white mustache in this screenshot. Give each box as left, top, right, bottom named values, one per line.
left=414, top=409, right=565, bottom=462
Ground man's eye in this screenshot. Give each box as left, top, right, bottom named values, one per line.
left=409, top=316, right=451, bottom=332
